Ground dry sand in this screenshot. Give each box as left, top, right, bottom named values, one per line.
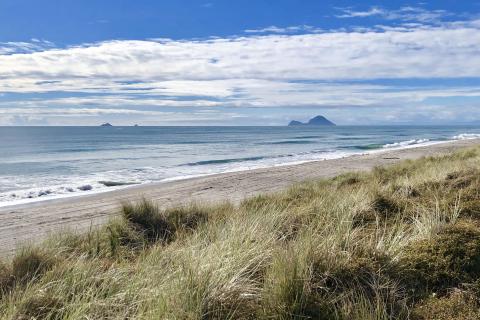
left=1, top=139, right=479, bottom=257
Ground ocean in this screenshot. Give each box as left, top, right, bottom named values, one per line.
left=1, top=126, right=479, bottom=207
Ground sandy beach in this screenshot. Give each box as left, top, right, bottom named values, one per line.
left=0, top=139, right=478, bottom=257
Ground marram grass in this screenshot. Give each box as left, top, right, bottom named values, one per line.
left=2, top=146, right=480, bottom=319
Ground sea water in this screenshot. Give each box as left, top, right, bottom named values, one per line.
left=1, top=126, right=479, bottom=207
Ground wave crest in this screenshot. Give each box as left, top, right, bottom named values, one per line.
left=383, top=139, right=430, bottom=149
left=453, top=133, right=480, bottom=140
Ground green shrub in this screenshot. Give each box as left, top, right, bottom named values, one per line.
left=316, top=251, right=396, bottom=294
left=12, top=248, right=56, bottom=284
left=311, top=251, right=407, bottom=319
left=411, top=291, right=480, bottom=320
left=322, top=256, right=385, bottom=294
left=400, top=222, right=480, bottom=296
left=445, top=170, right=478, bottom=189
left=461, top=200, right=480, bottom=218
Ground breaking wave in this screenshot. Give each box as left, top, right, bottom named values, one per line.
left=382, top=139, right=431, bottom=149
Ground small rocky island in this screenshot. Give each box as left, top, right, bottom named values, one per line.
left=100, top=123, right=113, bottom=127
left=288, top=115, right=336, bottom=126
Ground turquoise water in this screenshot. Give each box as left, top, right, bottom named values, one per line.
left=0, top=126, right=479, bottom=206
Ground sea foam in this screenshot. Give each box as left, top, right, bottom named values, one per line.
left=452, top=133, right=480, bottom=140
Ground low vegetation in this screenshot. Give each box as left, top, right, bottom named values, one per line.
left=2, top=146, right=480, bottom=319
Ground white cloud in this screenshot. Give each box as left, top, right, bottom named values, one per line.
left=1, top=17, right=480, bottom=124
left=0, top=107, right=248, bottom=126
left=1, top=95, right=223, bottom=108
left=336, top=7, right=385, bottom=18
left=0, top=39, right=55, bottom=55
left=2, top=80, right=479, bottom=111
left=244, top=25, right=323, bottom=34
left=335, top=6, right=453, bottom=23
left=1, top=22, right=480, bottom=86
left=0, top=107, right=165, bottom=116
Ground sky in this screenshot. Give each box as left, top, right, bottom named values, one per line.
left=1, top=0, right=480, bottom=126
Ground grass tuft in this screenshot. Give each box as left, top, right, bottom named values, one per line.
left=121, top=199, right=211, bottom=244
left=0, top=261, right=13, bottom=295
left=261, top=248, right=323, bottom=319
left=122, top=198, right=175, bottom=242
left=12, top=247, right=56, bottom=284
left=372, top=193, right=402, bottom=219
left=14, top=293, right=64, bottom=320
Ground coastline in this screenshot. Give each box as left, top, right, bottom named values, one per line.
left=0, top=136, right=467, bottom=209
left=0, top=138, right=479, bottom=257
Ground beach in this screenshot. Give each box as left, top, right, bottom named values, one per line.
left=0, top=138, right=478, bottom=257
left=4, top=4, right=480, bottom=316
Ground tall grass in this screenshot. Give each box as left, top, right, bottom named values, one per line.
left=1, top=146, right=480, bottom=319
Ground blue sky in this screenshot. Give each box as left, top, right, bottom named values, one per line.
left=1, top=0, right=480, bottom=125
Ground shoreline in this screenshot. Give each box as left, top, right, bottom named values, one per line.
left=0, top=138, right=463, bottom=209
left=0, top=138, right=479, bottom=257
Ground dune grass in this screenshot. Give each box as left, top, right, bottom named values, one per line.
left=2, top=146, right=480, bottom=319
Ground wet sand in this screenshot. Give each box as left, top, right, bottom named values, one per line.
left=0, top=139, right=478, bottom=257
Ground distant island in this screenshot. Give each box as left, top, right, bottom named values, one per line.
left=288, top=115, right=336, bottom=126
left=100, top=123, right=113, bottom=127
